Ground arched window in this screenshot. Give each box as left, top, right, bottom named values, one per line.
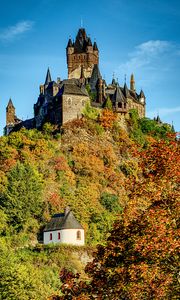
left=118, top=102, right=122, bottom=108
left=50, top=233, right=52, bottom=240
left=76, top=230, right=81, bottom=240
left=58, top=232, right=60, bottom=240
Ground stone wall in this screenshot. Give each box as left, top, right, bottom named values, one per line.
left=128, top=98, right=145, bottom=118
left=62, top=94, right=89, bottom=124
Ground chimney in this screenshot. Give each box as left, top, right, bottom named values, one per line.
left=64, top=206, right=70, bottom=216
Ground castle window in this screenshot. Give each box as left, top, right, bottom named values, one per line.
left=118, top=102, right=122, bottom=108
left=67, top=97, right=72, bottom=105
left=58, top=232, right=60, bottom=240
left=76, top=230, right=81, bottom=240
left=124, top=103, right=126, bottom=109
left=50, top=233, right=52, bottom=240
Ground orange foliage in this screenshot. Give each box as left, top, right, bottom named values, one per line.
left=99, top=109, right=117, bottom=129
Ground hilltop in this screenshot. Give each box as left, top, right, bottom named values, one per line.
left=0, top=108, right=178, bottom=299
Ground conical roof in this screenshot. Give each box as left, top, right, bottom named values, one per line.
left=74, top=28, right=92, bottom=53
left=139, top=89, right=145, bottom=98
left=112, top=86, right=126, bottom=103
left=123, top=83, right=129, bottom=98
left=87, top=37, right=92, bottom=46
left=89, top=64, right=102, bottom=91
left=7, top=98, right=15, bottom=108
left=93, top=41, right=98, bottom=50
left=67, top=38, right=73, bottom=47
left=45, top=68, right=52, bottom=85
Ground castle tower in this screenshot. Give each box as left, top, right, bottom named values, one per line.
left=66, top=28, right=99, bottom=79
left=130, top=73, right=136, bottom=92
left=6, top=98, right=15, bottom=125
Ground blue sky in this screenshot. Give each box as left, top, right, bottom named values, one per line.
left=0, top=0, right=180, bottom=134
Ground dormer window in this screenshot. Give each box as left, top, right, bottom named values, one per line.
left=76, top=230, right=81, bottom=240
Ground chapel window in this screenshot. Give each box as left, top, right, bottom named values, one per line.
left=76, top=230, right=81, bottom=240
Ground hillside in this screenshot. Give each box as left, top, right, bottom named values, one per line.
left=0, top=108, right=178, bottom=299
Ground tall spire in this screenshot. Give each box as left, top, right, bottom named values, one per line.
left=7, top=98, right=15, bottom=108
left=45, top=68, right=52, bottom=85
left=130, top=73, right=136, bottom=92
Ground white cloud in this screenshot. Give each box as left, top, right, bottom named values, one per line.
left=118, top=40, right=172, bottom=74
left=0, top=21, right=34, bottom=42
left=147, top=106, right=180, bottom=118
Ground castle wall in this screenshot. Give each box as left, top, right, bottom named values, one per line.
left=62, top=94, right=89, bottom=124
left=68, top=65, right=93, bottom=79
left=128, top=98, right=145, bottom=118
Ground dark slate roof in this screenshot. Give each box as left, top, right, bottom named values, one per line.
left=7, top=98, right=15, bottom=108
left=63, top=83, right=89, bottom=96
left=139, top=89, right=145, bottom=98
left=57, top=79, right=89, bottom=97
left=87, top=37, right=92, bottom=46
left=111, top=78, right=116, bottom=86
left=43, top=210, right=83, bottom=232
left=67, top=38, right=73, bottom=47
left=45, top=68, right=52, bottom=85
left=112, top=86, right=126, bottom=103
left=89, top=64, right=102, bottom=91
left=93, top=41, right=98, bottom=50
left=11, top=118, right=35, bottom=132
left=74, top=28, right=90, bottom=53
left=123, top=83, right=129, bottom=98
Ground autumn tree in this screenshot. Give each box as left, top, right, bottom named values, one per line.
left=57, top=135, right=180, bottom=300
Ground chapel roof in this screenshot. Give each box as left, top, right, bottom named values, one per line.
left=43, top=209, right=83, bottom=232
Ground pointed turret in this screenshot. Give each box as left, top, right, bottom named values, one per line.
left=6, top=98, right=16, bottom=127
left=130, top=73, right=136, bottom=92
left=74, top=28, right=88, bottom=53
left=87, top=37, right=92, bottom=46
left=112, top=86, right=126, bottom=105
left=139, top=89, right=145, bottom=104
left=139, top=89, right=145, bottom=98
left=45, top=68, right=52, bottom=86
left=156, top=115, right=162, bottom=124
left=7, top=98, right=15, bottom=109
left=123, top=83, right=129, bottom=98
left=93, top=41, right=98, bottom=51
left=89, top=64, right=102, bottom=92
left=67, top=38, right=73, bottom=47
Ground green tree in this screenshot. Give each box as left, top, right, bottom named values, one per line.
left=1, top=162, right=43, bottom=231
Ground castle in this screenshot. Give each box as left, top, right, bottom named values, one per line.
left=4, top=28, right=146, bottom=135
